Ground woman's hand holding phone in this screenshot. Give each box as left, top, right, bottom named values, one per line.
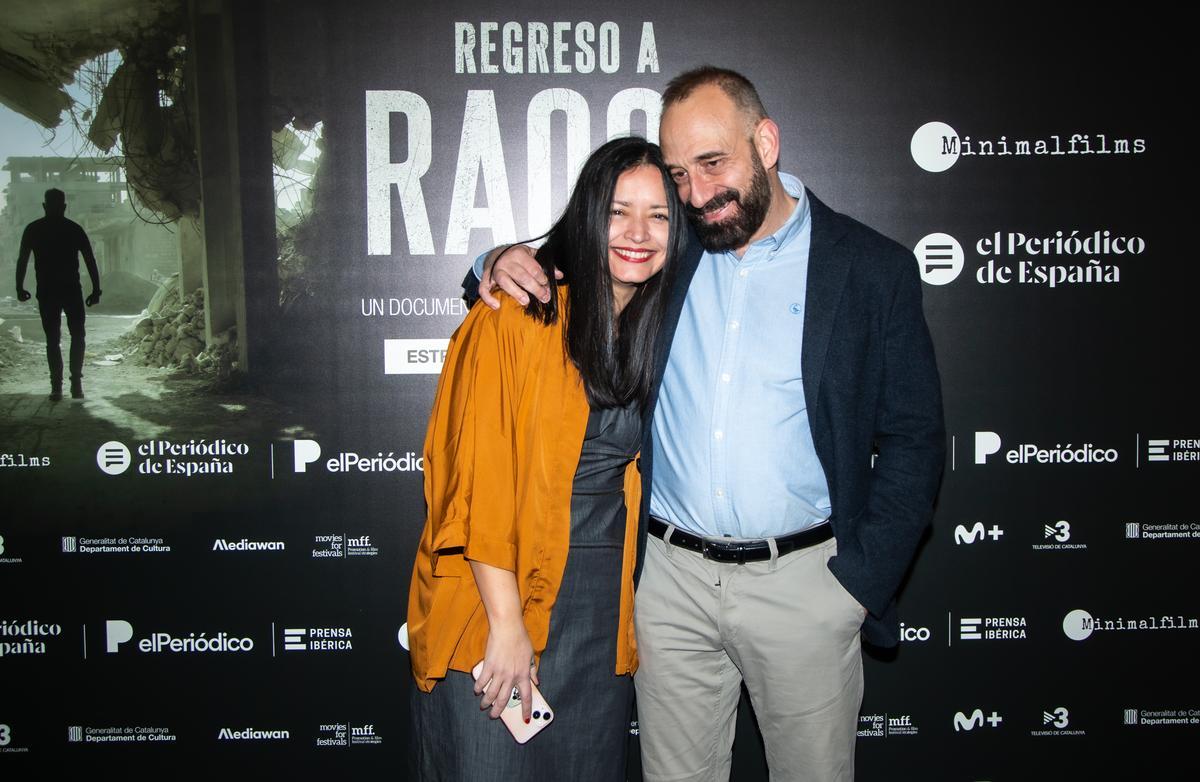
left=474, top=618, right=539, bottom=722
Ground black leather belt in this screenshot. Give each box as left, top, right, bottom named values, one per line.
left=648, top=517, right=833, bottom=563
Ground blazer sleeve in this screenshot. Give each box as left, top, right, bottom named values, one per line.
left=859, top=252, right=946, bottom=615
left=422, top=300, right=524, bottom=575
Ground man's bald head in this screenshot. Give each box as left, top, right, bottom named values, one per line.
left=661, top=66, right=768, bottom=133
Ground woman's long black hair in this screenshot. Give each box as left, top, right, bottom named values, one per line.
left=525, top=136, right=686, bottom=409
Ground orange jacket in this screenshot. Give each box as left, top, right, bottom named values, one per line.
left=407, top=291, right=640, bottom=692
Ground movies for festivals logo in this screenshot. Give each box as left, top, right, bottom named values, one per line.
left=0, top=619, right=62, bottom=658
left=66, top=725, right=178, bottom=744
left=102, top=620, right=258, bottom=655
left=315, top=722, right=383, bottom=747
left=968, top=431, right=1119, bottom=468
left=1062, top=609, right=1200, bottom=641
left=95, top=439, right=250, bottom=476
left=914, top=229, right=1136, bottom=288
left=290, top=439, right=423, bottom=475
left=62, top=535, right=171, bottom=555
left=312, top=533, right=380, bottom=559
left=857, top=713, right=920, bottom=738
left=910, top=121, right=1146, bottom=173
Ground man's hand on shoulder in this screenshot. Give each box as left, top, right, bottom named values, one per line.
left=478, top=245, right=561, bottom=310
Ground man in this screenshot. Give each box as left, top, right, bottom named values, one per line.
left=471, top=67, right=944, bottom=781
left=15, top=188, right=102, bottom=401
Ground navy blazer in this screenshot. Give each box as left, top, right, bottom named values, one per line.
left=634, top=189, right=945, bottom=648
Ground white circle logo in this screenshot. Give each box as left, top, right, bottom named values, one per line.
left=914, top=233, right=964, bottom=285
left=398, top=623, right=409, bottom=651
left=1063, top=609, right=1093, bottom=641
left=96, top=441, right=132, bottom=475
left=911, top=121, right=960, bottom=172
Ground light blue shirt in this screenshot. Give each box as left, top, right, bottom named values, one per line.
left=649, top=172, right=831, bottom=538
left=472, top=172, right=830, bottom=538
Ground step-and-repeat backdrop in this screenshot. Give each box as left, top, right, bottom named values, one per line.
left=2, top=1, right=1192, bottom=778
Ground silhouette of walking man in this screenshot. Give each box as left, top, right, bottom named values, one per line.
left=15, top=188, right=102, bottom=400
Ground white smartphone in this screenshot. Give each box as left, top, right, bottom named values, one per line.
left=471, top=660, right=554, bottom=744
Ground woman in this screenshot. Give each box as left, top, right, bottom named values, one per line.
left=407, top=136, right=686, bottom=780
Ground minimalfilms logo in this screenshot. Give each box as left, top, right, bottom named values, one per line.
left=1063, top=609, right=1200, bottom=641
left=383, top=338, right=450, bottom=374
left=973, top=431, right=1118, bottom=465
left=912, top=121, right=1147, bottom=173
left=96, top=441, right=132, bottom=475
left=953, top=709, right=1002, bottom=731
left=914, top=233, right=964, bottom=285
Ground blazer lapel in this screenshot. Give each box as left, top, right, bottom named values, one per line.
left=802, top=189, right=851, bottom=416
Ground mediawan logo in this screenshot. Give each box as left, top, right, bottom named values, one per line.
left=972, top=431, right=1118, bottom=466
left=0, top=619, right=62, bottom=657
left=917, top=230, right=1135, bottom=288
left=213, top=538, right=286, bottom=552
left=292, top=439, right=423, bottom=474
left=105, top=619, right=256, bottom=654
left=383, top=338, right=450, bottom=375
left=95, top=439, right=250, bottom=476
left=1062, top=609, right=1200, bottom=641
left=218, top=727, right=290, bottom=741
left=910, top=121, right=1147, bottom=173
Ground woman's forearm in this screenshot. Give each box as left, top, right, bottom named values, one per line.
left=469, top=559, right=524, bottom=628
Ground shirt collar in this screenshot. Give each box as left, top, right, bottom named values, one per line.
left=761, top=171, right=809, bottom=251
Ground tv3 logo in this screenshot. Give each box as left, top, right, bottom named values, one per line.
left=1043, top=521, right=1070, bottom=542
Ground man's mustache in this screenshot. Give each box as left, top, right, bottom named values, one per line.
left=685, top=188, right=740, bottom=220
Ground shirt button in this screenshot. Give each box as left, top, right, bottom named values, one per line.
left=738, top=269, right=748, bottom=278
left=715, top=488, right=725, bottom=498
left=714, top=430, right=724, bottom=441
left=720, top=373, right=731, bottom=383
left=729, top=321, right=739, bottom=330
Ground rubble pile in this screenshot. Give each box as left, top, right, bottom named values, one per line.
left=121, top=274, right=237, bottom=378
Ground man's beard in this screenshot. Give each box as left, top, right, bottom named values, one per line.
left=685, top=149, right=772, bottom=253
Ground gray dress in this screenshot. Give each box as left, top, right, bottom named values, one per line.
left=410, top=401, right=641, bottom=780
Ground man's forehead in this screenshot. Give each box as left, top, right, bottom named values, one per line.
left=661, top=88, right=744, bottom=161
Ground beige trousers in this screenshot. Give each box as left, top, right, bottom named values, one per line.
left=634, top=532, right=865, bottom=782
